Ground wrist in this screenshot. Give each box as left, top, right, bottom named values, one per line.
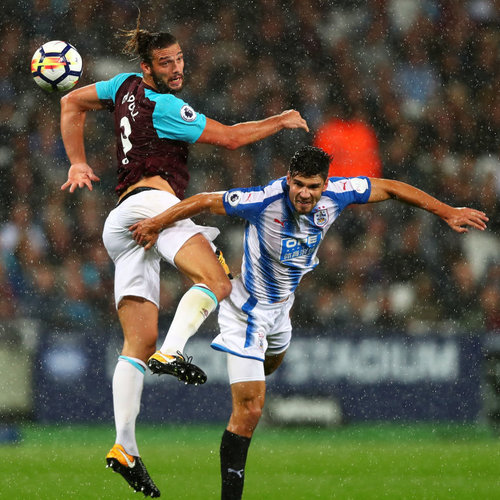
left=151, top=217, right=163, bottom=232
left=70, top=160, right=87, bottom=168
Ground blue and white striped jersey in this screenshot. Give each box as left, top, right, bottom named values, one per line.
left=222, top=176, right=371, bottom=303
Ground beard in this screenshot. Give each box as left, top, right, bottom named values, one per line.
left=151, top=70, right=184, bottom=95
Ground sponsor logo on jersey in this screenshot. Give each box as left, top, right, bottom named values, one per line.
left=180, top=104, right=197, bottom=122
left=280, top=234, right=321, bottom=261
left=313, top=209, right=328, bottom=227
left=226, top=190, right=242, bottom=207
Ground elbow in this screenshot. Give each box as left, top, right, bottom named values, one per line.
left=60, top=90, right=78, bottom=113
left=60, top=92, right=70, bottom=110
left=221, top=136, right=242, bottom=150
left=222, top=127, right=245, bottom=150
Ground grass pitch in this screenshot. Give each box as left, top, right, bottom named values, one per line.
left=0, top=422, right=499, bottom=499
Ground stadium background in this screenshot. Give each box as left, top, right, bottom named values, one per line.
left=0, top=0, right=499, bottom=498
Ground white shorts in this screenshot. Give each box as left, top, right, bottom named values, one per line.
left=102, top=189, right=219, bottom=308
left=212, top=276, right=294, bottom=365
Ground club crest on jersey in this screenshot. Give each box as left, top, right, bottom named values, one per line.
left=180, top=104, right=197, bottom=122
left=258, top=332, right=265, bottom=352
left=313, top=209, right=328, bottom=227
left=225, top=190, right=242, bottom=207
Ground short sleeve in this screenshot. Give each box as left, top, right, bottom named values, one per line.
left=95, top=73, right=138, bottom=103
left=222, top=184, right=281, bottom=224
left=324, top=176, right=372, bottom=211
left=148, top=91, right=207, bottom=144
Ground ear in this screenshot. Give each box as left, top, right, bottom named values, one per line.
left=286, top=172, right=291, bottom=185
left=322, top=179, right=328, bottom=191
left=140, top=61, right=151, bottom=75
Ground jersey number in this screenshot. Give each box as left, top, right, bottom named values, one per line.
left=120, top=116, right=132, bottom=165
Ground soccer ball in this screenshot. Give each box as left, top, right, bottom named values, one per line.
left=31, top=41, right=83, bottom=92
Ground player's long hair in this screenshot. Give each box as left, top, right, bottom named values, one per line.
left=121, top=11, right=177, bottom=64
left=288, top=146, right=331, bottom=180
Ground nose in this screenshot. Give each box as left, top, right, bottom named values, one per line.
left=174, top=59, right=183, bottom=73
left=299, top=187, right=310, bottom=198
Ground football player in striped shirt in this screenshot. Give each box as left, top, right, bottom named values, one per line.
left=130, top=145, right=488, bottom=499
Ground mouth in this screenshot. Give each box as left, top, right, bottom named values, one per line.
left=295, top=198, right=312, bottom=210
left=297, top=198, right=311, bottom=205
left=169, top=74, right=183, bottom=87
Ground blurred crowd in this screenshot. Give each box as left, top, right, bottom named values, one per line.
left=0, top=0, right=499, bottom=337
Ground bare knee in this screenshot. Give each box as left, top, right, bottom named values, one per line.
left=212, top=275, right=232, bottom=302
left=229, top=398, right=263, bottom=437
left=122, top=338, right=156, bottom=363
left=197, top=270, right=231, bottom=302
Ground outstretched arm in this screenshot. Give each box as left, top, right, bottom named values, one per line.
left=197, top=110, right=309, bottom=150
left=129, top=192, right=226, bottom=250
left=368, top=178, right=488, bottom=233
left=60, top=84, right=103, bottom=192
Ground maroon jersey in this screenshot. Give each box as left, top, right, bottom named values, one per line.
left=96, top=73, right=207, bottom=198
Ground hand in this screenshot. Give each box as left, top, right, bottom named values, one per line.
left=279, top=110, right=309, bottom=133
left=443, top=207, right=488, bottom=233
left=129, top=218, right=161, bottom=250
left=61, top=163, right=100, bottom=192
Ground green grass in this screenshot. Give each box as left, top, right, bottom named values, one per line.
left=0, top=423, right=499, bottom=499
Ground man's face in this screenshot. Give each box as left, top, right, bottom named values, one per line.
left=286, top=173, right=327, bottom=214
left=141, top=43, right=184, bottom=94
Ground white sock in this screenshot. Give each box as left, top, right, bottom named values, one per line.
left=112, top=356, right=146, bottom=456
left=160, top=284, right=218, bottom=354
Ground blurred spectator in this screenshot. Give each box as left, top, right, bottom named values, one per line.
left=314, top=99, right=383, bottom=178
left=1, top=0, right=498, bottom=337
left=440, top=257, right=485, bottom=331
left=481, top=283, right=500, bottom=332
left=0, top=259, right=17, bottom=320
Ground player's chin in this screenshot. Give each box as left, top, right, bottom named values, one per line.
left=168, top=80, right=184, bottom=93
left=295, top=203, right=313, bottom=214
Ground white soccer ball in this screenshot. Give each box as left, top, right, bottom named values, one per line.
left=31, top=40, right=83, bottom=92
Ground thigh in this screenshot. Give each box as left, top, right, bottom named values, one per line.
left=103, top=201, right=162, bottom=308
left=266, top=295, right=294, bottom=356
left=264, top=350, right=286, bottom=376
left=173, top=233, right=230, bottom=300
left=112, top=244, right=161, bottom=309
left=214, top=289, right=268, bottom=362
left=156, top=219, right=220, bottom=268
left=226, top=353, right=265, bottom=384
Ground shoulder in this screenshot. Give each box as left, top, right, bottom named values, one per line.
left=146, top=90, right=202, bottom=121
left=95, top=73, right=141, bottom=102
left=223, top=178, right=286, bottom=217
left=145, top=90, right=192, bottom=113
left=146, top=91, right=206, bottom=142
left=225, top=178, right=284, bottom=206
